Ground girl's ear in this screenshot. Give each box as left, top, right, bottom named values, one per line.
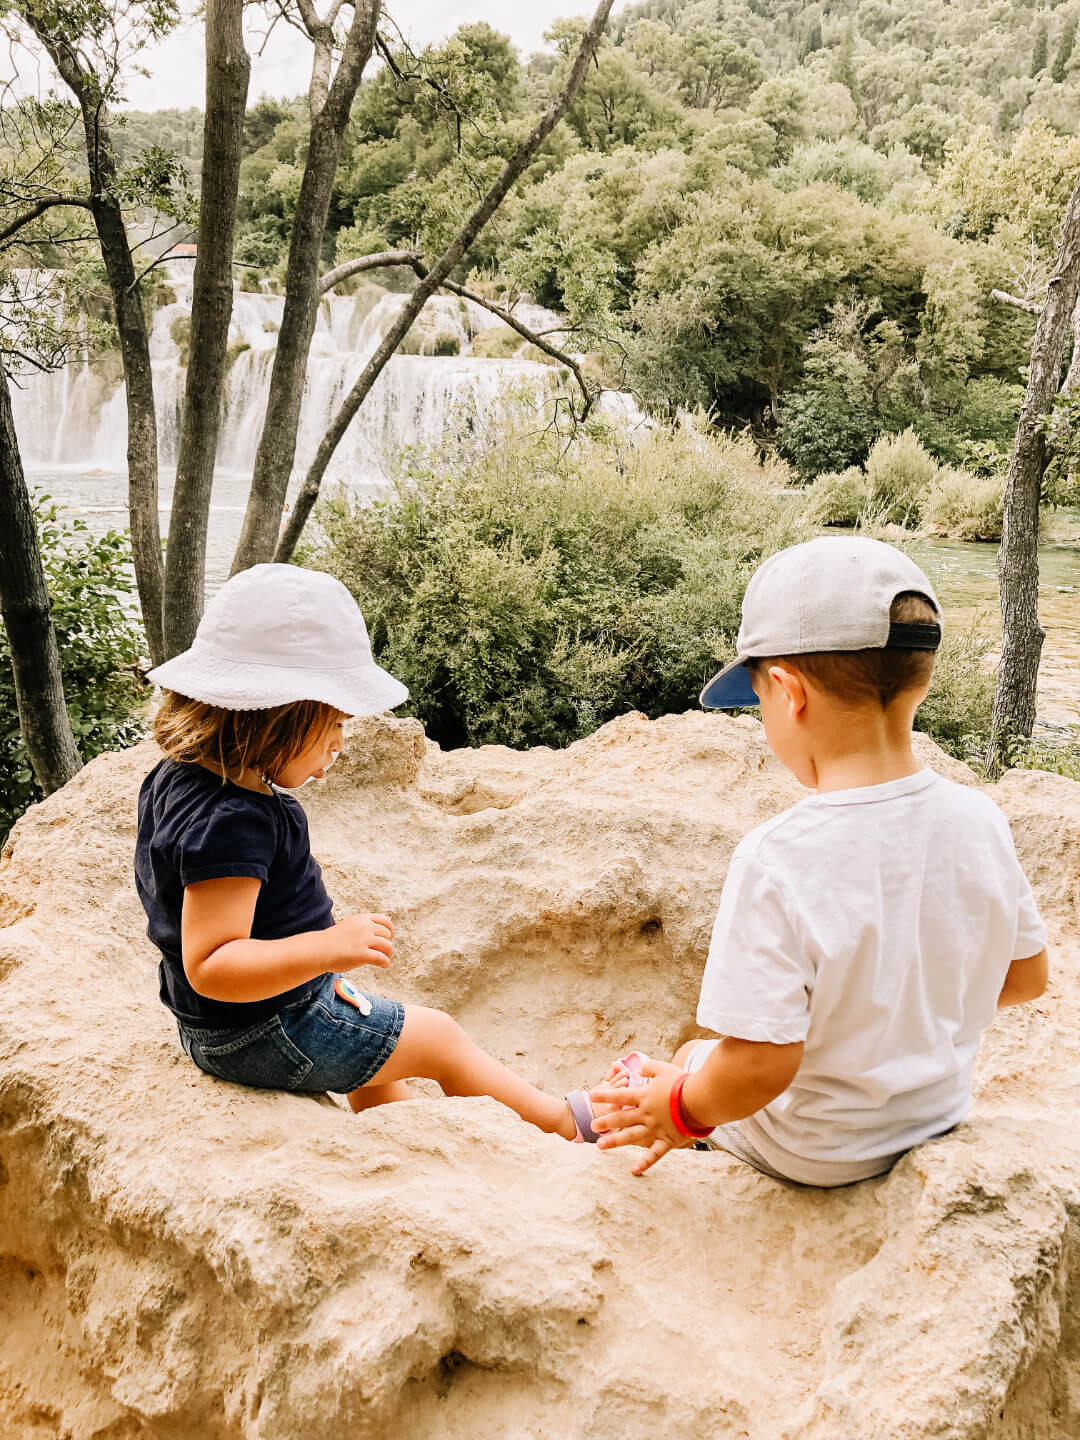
left=768, top=663, right=808, bottom=719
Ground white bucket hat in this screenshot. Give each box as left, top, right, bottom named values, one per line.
left=700, top=536, right=943, bottom=709
left=146, top=564, right=409, bottom=715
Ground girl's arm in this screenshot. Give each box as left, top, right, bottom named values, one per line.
left=182, top=876, right=393, bottom=1004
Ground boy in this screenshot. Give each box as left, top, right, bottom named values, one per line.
left=589, top=537, right=1049, bottom=1181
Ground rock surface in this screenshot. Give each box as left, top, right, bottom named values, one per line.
left=0, top=711, right=1077, bottom=1439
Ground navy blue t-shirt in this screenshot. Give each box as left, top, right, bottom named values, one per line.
left=135, top=759, right=334, bottom=1028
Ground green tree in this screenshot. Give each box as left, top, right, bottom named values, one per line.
left=675, top=26, right=763, bottom=110
left=0, top=498, right=147, bottom=841
left=1052, top=13, right=1078, bottom=83
left=1031, top=17, right=1048, bottom=77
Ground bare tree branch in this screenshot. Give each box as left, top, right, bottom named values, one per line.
left=991, top=288, right=1045, bottom=316
left=0, top=194, right=91, bottom=246
left=229, top=0, right=380, bottom=574
left=320, top=251, right=597, bottom=415
left=274, top=0, right=616, bottom=563
left=318, top=248, right=425, bottom=291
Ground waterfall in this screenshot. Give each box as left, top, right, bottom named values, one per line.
left=10, top=268, right=641, bottom=488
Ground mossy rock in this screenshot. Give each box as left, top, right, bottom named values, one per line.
left=471, top=326, right=522, bottom=359
left=431, top=332, right=461, bottom=357
left=170, top=315, right=192, bottom=366
left=225, top=340, right=251, bottom=372
left=89, top=349, right=125, bottom=389
left=396, top=328, right=425, bottom=356
left=263, top=320, right=280, bottom=335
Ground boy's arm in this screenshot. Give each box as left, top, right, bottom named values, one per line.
left=589, top=1039, right=803, bottom=1176
left=182, top=877, right=394, bottom=1003
left=997, top=947, right=1049, bottom=1008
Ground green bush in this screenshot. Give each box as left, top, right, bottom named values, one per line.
left=805, top=466, right=872, bottom=526
left=430, top=331, right=461, bottom=356
left=307, top=416, right=805, bottom=749
left=0, top=498, right=149, bottom=841
left=1002, top=735, right=1080, bottom=780
left=920, top=466, right=1004, bottom=542
left=864, top=429, right=939, bottom=526
left=914, top=622, right=995, bottom=758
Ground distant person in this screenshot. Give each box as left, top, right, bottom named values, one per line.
left=584, top=538, right=1049, bottom=1180
left=134, top=564, right=583, bottom=1138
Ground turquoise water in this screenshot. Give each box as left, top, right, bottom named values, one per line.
left=910, top=509, right=1080, bottom=733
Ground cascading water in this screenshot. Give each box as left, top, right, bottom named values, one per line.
left=11, top=267, right=638, bottom=487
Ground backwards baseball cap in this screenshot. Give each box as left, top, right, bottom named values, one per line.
left=700, top=536, right=943, bottom=709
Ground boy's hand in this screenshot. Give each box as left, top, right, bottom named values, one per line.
left=589, top=1056, right=697, bottom=1176
left=329, top=913, right=394, bottom=969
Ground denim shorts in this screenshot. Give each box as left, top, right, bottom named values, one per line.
left=177, top=974, right=405, bottom=1095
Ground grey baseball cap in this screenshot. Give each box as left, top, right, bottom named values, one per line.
left=700, top=536, right=943, bottom=709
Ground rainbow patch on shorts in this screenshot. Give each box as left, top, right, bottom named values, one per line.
left=335, top=976, right=373, bottom=1016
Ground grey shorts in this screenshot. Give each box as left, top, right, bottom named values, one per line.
left=684, top=1039, right=794, bottom=1182
left=177, top=973, right=405, bottom=1095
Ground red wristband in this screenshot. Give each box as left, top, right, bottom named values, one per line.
left=669, top=1073, right=715, bottom=1139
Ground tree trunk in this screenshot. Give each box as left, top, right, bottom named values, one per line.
left=989, top=177, right=1080, bottom=763
left=274, top=0, right=616, bottom=563
left=22, top=21, right=166, bottom=666
left=162, top=0, right=250, bottom=656
left=0, top=360, right=83, bottom=794
left=230, top=0, right=380, bottom=575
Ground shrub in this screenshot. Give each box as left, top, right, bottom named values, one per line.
left=1, top=498, right=149, bottom=841
left=1002, top=735, right=1080, bottom=780
left=804, top=466, right=871, bottom=526
left=777, top=384, right=876, bottom=476
left=430, top=331, right=461, bottom=357
left=914, top=622, right=995, bottom=758
left=307, top=415, right=805, bottom=749
left=864, top=429, right=939, bottom=526
left=920, top=466, right=1004, bottom=542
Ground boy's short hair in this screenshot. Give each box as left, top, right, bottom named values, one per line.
left=153, top=693, right=342, bottom=781
left=747, top=592, right=938, bottom=708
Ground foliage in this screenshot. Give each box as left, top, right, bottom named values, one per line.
left=1040, top=387, right=1080, bottom=506
left=305, top=413, right=803, bottom=749
left=1002, top=734, right=1080, bottom=780
left=804, top=466, right=871, bottom=527
left=916, top=623, right=995, bottom=759
left=96, top=0, right=1080, bottom=478
left=0, top=496, right=148, bottom=841
left=803, top=430, right=1003, bottom=540
left=920, top=466, right=1004, bottom=542
left=863, top=429, right=940, bottom=526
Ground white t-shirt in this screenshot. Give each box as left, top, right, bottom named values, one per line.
left=697, top=769, right=1047, bottom=1186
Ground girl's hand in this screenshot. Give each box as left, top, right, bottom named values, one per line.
left=329, top=912, right=394, bottom=969
left=588, top=1056, right=697, bottom=1175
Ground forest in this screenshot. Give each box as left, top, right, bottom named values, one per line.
left=96, top=0, right=1080, bottom=491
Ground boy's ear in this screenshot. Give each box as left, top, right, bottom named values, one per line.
left=768, top=662, right=808, bottom=717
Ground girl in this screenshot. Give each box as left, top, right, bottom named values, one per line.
left=135, top=562, right=587, bottom=1138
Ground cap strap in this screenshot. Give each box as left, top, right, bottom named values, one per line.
left=888, top=621, right=942, bottom=651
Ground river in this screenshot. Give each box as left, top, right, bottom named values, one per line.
left=28, top=465, right=1080, bottom=736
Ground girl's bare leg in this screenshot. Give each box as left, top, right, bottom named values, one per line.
left=347, top=1081, right=415, bottom=1112
left=347, top=1005, right=576, bottom=1139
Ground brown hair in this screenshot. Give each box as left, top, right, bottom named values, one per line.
left=153, top=693, right=343, bottom=782
left=747, top=592, right=939, bottom=708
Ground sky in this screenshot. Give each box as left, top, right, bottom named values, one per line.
left=19, top=1, right=630, bottom=111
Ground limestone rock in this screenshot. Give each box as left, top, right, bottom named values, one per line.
left=0, top=712, right=1077, bottom=1439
